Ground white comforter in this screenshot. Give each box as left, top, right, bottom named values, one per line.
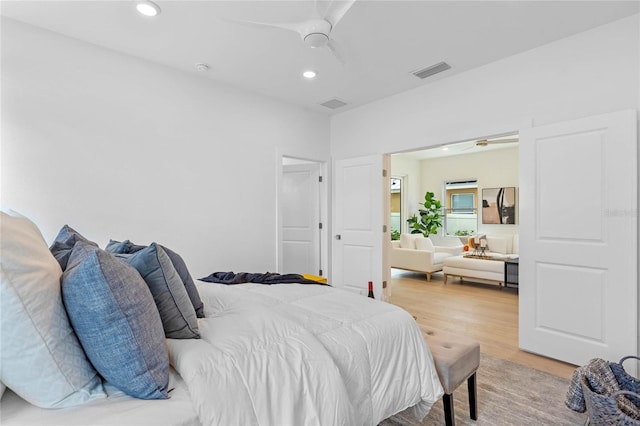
left=168, top=282, right=443, bottom=426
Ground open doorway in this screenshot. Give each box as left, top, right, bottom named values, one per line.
left=384, top=134, right=576, bottom=377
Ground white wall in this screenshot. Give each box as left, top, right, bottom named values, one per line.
left=331, top=15, right=639, bottom=158
left=1, top=18, right=330, bottom=277
left=392, top=147, right=519, bottom=237
left=421, top=147, right=519, bottom=236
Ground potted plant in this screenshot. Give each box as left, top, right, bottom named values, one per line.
left=407, top=191, right=443, bottom=237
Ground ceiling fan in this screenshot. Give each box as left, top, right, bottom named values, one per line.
left=229, top=0, right=356, bottom=64
left=474, top=137, right=518, bottom=147
left=461, top=137, right=518, bottom=151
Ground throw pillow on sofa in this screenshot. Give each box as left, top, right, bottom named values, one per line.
left=399, top=233, right=416, bottom=249
left=415, top=237, right=435, bottom=251
left=0, top=212, right=105, bottom=408
left=485, top=236, right=511, bottom=254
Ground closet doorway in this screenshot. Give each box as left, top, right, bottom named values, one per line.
left=278, top=156, right=325, bottom=277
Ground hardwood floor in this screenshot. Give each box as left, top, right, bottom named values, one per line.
left=388, top=268, right=577, bottom=379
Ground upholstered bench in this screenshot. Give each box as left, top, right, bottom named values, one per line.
left=424, top=329, right=480, bottom=426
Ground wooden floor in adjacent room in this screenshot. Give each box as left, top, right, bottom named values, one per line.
left=388, top=268, right=577, bottom=379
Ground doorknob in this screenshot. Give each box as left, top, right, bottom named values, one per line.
left=335, top=234, right=341, bottom=240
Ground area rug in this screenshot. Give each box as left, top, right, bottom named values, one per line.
left=381, top=353, right=585, bottom=426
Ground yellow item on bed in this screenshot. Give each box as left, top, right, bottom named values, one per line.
left=302, top=274, right=328, bottom=284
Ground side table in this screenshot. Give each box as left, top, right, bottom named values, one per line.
left=504, top=258, right=519, bottom=288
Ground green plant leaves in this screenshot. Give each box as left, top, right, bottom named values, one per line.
left=406, top=191, right=444, bottom=237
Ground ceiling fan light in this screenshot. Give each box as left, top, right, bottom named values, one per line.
left=304, top=33, right=329, bottom=48
left=135, top=1, right=161, bottom=17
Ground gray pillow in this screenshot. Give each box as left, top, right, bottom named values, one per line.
left=62, top=242, right=169, bottom=400
left=116, top=243, right=199, bottom=339
left=105, top=239, right=145, bottom=254
left=162, top=247, right=205, bottom=318
left=49, top=225, right=98, bottom=270
left=106, top=239, right=205, bottom=318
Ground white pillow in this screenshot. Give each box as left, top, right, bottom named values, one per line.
left=485, top=236, right=510, bottom=254
left=415, top=237, right=435, bottom=251
left=0, top=211, right=105, bottom=408
left=399, top=233, right=415, bottom=249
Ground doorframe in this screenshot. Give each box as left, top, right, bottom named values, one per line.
left=276, top=154, right=328, bottom=278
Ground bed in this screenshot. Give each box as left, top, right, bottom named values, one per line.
left=0, top=211, right=443, bottom=425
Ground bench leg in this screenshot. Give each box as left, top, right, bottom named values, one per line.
left=443, top=393, right=455, bottom=426
left=468, top=372, right=478, bottom=420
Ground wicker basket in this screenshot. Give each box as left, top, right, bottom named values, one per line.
left=582, top=356, right=640, bottom=426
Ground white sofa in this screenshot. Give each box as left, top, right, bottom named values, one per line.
left=443, top=234, right=519, bottom=286
left=391, top=233, right=463, bottom=281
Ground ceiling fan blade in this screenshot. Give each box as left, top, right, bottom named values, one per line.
left=486, top=138, right=519, bottom=145
left=325, top=39, right=347, bottom=65
left=475, top=137, right=519, bottom=147
left=226, top=18, right=302, bottom=36
left=314, top=0, right=330, bottom=19
left=323, top=0, right=356, bottom=29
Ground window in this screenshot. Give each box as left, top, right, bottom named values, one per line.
left=451, top=193, right=475, bottom=214
left=444, top=180, right=478, bottom=236
left=390, top=177, right=402, bottom=239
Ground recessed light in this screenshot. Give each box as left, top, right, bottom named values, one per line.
left=442, top=147, right=449, bottom=151
left=302, top=70, right=317, bottom=79
left=135, top=1, right=161, bottom=17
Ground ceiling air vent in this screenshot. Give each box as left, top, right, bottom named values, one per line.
left=320, top=98, right=348, bottom=109
left=412, top=61, right=451, bottom=80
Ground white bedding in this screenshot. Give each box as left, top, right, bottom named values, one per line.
left=0, top=368, right=200, bottom=426
left=1, top=282, right=443, bottom=426
left=168, top=281, right=443, bottom=426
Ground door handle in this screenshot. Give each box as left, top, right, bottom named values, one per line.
left=335, top=234, right=341, bottom=240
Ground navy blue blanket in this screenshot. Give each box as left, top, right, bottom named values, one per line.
left=199, top=271, right=325, bottom=285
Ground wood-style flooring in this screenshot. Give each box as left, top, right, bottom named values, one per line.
left=388, top=268, right=577, bottom=379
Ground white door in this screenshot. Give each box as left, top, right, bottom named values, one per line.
left=281, top=163, right=321, bottom=275
left=519, top=110, right=637, bottom=373
left=332, top=155, right=384, bottom=298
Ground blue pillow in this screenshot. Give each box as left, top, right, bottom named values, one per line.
left=105, top=239, right=145, bottom=254
left=162, top=247, right=205, bottom=318
left=106, top=240, right=205, bottom=318
left=49, top=225, right=98, bottom=270
left=116, top=243, right=200, bottom=339
left=62, top=243, right=169, bottom=400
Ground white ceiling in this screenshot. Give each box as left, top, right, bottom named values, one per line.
left=395, top=134, right=519, bottom=160
left=2, top=1, right=638, bottom=115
